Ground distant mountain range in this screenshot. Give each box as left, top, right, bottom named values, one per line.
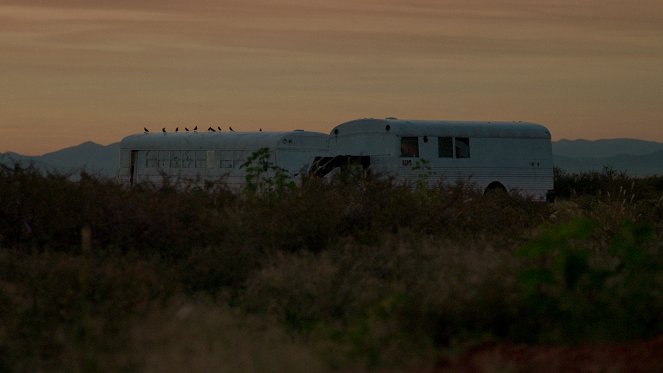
left=1, top=142, right=120, bottom=178
left=1, top=138, right=662, bottom=178
left=552, top=138, right=663, bottom=158
left=552, top=139, right=663, bottom=176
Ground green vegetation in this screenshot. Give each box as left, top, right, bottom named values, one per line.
left=0, top=163, right=662, bottom=372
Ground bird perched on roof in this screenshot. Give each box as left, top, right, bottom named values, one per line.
left=175, top=127, right=179, bottom=132
left=229, top=126, right=235, bottom=132
left=208, top=126, right=215, bottom=132
left=217, top=126, right=222, bottom=131
left=162, top=128, right=166, bottom=133
left=144, top=127, right=149, bottom=133
left=259, top=128, right=262, bottom=132
left=185, top=127, right=189, bottom=132
left=194, top=126, right=197, bottom=132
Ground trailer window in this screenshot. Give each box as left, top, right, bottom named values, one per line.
left=206, top=150, right=216, bottom=169
left=145, top=151, right=157, bottom=168
left=182, top=151, right=195, bottom=168
left=235, top=151, right=248, bottom=167
left=438, top=137, right=453, bottom=158
left=158, top=151, right=170, bottom=168
left=170, top=151, right=181, bottom=168
left=195, top=151, right=206, bottom=168
left=400, top=137, right=419, bottom=157
left=455, top=137, right=470, bottom=158
left=219, top=151, right=233, bottom=168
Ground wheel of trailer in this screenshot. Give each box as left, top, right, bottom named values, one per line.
left=484, top=181, right=507, bottom=195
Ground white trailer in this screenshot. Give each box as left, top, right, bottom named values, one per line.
left=118, top=118, right=554, bottom=200
left=117, top=130, right=329, bottom=189
left=316, top=118, right=554, bottom=201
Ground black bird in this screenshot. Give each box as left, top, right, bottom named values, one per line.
left=259, top=128, right=262, bottom=132
left=175, top=127, right=179, bottom=132
left=185, top=127, right=189, bottom=132
left=144, top=127, right=149, bottom=133
left=229, top=126, right=234, bottom=132
left=217, top=126, right=222, bottom=131
left=208, top=126, right=215, bottom=132
left=194, top=126, right=197, bottom=132
left=162, top=128, right=166, bottom=133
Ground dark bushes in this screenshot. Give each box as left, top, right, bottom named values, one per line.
left=0, top=249, right=174, bottom=372
left=0, top=164, right=549, bottom=255
left=0, top=163, right=661, bottom=371
left=515, top=218, right=662, bottom=343
left=554, top=166, right=663, bottom=200
left=0, top=165, right=236, bottom=256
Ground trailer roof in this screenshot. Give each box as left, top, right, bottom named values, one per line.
left=120, top=130, right=329, bottom=150
left=331, top=118, right=551, bottom=139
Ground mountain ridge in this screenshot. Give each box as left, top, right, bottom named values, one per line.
left=553, top=138, right=663, bottom=158
left=2, top=138, right=662, bottom=178
left=1, top=141, right=120, bottom=178
left=553, top=150, right=663, bottom=176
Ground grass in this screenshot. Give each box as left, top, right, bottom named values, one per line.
left=0, top=164, right=661, bottom=371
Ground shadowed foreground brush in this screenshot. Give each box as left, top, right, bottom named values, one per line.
left=0, top=164, right=661, bottom=371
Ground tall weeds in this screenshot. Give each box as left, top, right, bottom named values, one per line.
left=0, top=163, right=661, bottom=371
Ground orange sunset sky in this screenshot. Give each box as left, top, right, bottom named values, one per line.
left=1, top=0, right=662, bottom=155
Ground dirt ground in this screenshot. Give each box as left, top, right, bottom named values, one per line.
left=438, top=334, right=663, bottom=373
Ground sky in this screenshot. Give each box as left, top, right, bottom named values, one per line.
left=1, top=0, right=662, bottom=155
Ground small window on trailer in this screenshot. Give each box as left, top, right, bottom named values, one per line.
left=206, top=151, right=216, bottom=169
left=182, top=151, right=195, bottom=168
left=438, top=137, right=453, bottom=158
left=170, top=151, right=181, bottom=168
left=235, top=151, right=248, bottom=167
left=158, top=151, right=170, bottom=168
left=145, top=151, right=157, bottom=168
left=400, top=137, right=419, bottom=157
left=455, top=137, right=470, bottom=158
left=195, top=151, right=206, bottom=168
left=218, top=150, right=233, bottom=168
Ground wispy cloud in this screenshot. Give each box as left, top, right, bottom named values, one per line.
left=0, top=4, right=180, bottom=22
left=3, top=1, right=661, bottom=58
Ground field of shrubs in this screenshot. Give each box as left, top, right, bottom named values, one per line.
left=0, top=163, right=662, bottom=372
